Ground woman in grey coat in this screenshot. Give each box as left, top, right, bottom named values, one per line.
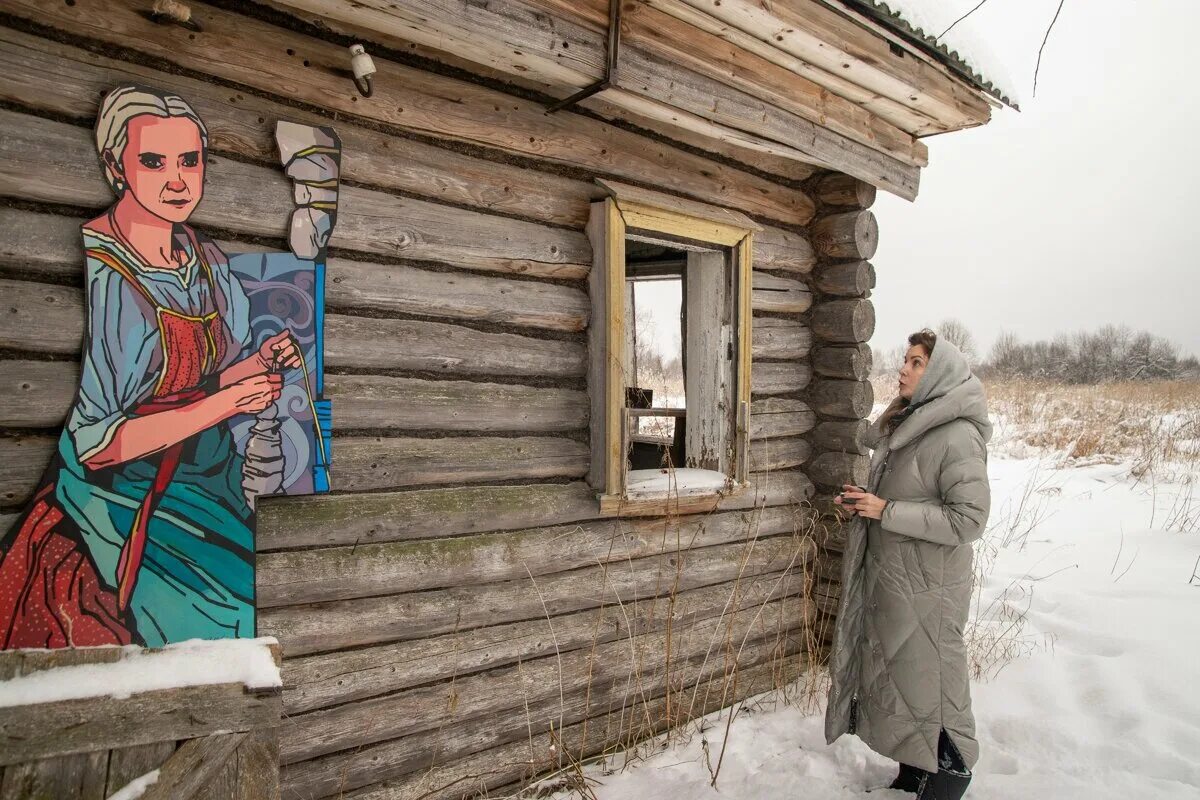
left=825, top=329, right=992, bottom=800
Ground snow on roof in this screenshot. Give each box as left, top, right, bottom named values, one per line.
left=844, top=0, right=1020, bottom=109
left=0, top=637, right=282, bottom=708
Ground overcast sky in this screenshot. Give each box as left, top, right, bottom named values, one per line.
left=872, top=0, right=1200, bottom=360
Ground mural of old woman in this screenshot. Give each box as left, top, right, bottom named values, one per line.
left=0, top=85, right=338, bottom=649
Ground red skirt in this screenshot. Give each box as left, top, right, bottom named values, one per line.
left=0, top=485, right=133, bottom=648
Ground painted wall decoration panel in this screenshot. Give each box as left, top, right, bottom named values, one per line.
left=0, top=86, right=338, bottom=649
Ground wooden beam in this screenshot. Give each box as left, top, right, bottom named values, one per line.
left=0, top=684, right=279, bottom=766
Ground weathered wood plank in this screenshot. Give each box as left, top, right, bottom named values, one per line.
left=0, top=751, right=109, bottom=800
left=278, top=592, right=810, bottom=771
left=749, top=398, right=816, bottom=439
left=326, top=374, right=588, bottom=432
left=234, top=729, right=280, bottom=800
left=337, top=651, right=803, bottom=800
left=105, top=742, right=178, bottom=799
left=750, top=361, right=812, bottom=396
left=281, top=624, right=809, bottom=797
left=139, top=733, right=247, bottom=800
left=0, top=435, right=54, bottom=509
left=751, top=271, right=812, bottom=314
left=749, top=436, right=811, bottom=471
left=752, top=317, right=812, bottom=360
left=329, top=435, right=588, bottom=492
left=281, top=568, right=803, bottom=714
left=0, top=108, right=591, bottom=280
left=0, top=0, right=814, bottom=226
left=259, top=530, right=814, bottom=656
left=0, top=362, right=588, bottom=432
left=0, top=684, right=280, bottom=766
left=0, top=279, right=586, bottom=377
left=257, top=469, right=812, bottom=551
left=0, top=434, right=589, bottom=509
left=258, top=505, right=796, bottom=607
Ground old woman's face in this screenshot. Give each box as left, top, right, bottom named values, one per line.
left=113, top=114, right=205, bottom=224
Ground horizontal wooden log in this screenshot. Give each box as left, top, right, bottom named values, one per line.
left=751, top=271, right=812, bottom=313
left=0, top=362, right=588, bottom=432
left=258, top=469, right=812, bottom=551
left=326, top=374, right=588, bottom=432
left=750, top=361, right=812, bottom=396
left=815, top=173, right=877, bottom=209
left=279, top=593, right=810, bottom=777
left=806, top=451, right=870, bottom=488
left=748, top=436, right=811, bottom=472
left=281, top=568, right=802, bottom=715
left=330, top=435, right=589, bottom=493
left=0, top=683, right=279, bottom=766
left=752, top=317, right=812, bottom=360
left=749, top=398, right=816, bottom=439
left=810, top=379, right=874, bottom=420
left=0, top=279, right=586, bottom=377
left=0, top=0, right=814, bottom=226
left=335, top=647, right=807, bottom=800
left=810, top=298, right=876, bottom=344
left=0, top=435, right=54, bottom=508
left=812, top=344, right=874, bottom=380
left=811, top=210, right=879, bottom=260
left=812, top=419, right=869, bottom=454
left=0, top=434, right=589, bottom=509
left=0, top=109, right=591, bottom=280
left=258, top=504, right=797, bottom=607
left=813, top=260, right=876, bottom=297
left=259, top=530, right=814, bottom=656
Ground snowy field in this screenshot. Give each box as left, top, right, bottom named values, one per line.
left=543, top=383, right=1200, bottom=799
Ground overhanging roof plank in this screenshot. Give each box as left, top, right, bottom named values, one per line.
left=640, top=0, right=951, bottom=137
left=527, top=0, right=926, bottom=165
left=270, top=0, right=921, bottom=196
left=675, top=0, right=991, bottom=131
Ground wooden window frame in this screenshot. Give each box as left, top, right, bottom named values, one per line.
left=586, top=182, right=757, bottom=517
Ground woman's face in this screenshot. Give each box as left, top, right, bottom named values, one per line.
left=897, top=344, right=930, bottom=400
left=112, top=114, right=205, bottom=223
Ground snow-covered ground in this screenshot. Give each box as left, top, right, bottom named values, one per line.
left=546, top=409, right=1200, bottom=799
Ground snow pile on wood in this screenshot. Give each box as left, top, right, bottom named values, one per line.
left=0, top=636, right=281, bottom=708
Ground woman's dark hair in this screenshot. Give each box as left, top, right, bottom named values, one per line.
left=879, top=329, right=938, bottom=430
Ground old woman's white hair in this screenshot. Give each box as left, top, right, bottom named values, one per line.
left=95, top=85, right=209, bottom=194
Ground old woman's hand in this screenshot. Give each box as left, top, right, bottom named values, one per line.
left=841, top=489, right=887, bottom=520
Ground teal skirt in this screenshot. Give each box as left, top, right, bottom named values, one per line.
left=54, top=422, right=255, bottom=647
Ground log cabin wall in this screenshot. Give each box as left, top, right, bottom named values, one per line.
left=0, top=1, right=875, bottom=797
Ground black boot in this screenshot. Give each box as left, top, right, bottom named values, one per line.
left=915, top=768, right=971, bottom=800
left=888, top=763, right=925, bottom=793
left=916, top=730, right=972, bottom=800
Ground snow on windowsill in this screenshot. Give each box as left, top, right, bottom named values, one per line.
left=0, top=636, right=282, bottom=709
left=624, top=468, right=735, bottom=499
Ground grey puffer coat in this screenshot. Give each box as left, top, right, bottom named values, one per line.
left=824, top=340, right=992, bottom=774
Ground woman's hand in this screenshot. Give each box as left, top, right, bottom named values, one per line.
left=257, top=330, right=302, bottom=372
left=833, top=484, right=859, bottom=518
left=217, top=373, right=282, bottom=416
left=841, top=487, right=887, bottom=520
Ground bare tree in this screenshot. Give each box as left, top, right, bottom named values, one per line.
left=937, top=318, right=978, bottom=365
